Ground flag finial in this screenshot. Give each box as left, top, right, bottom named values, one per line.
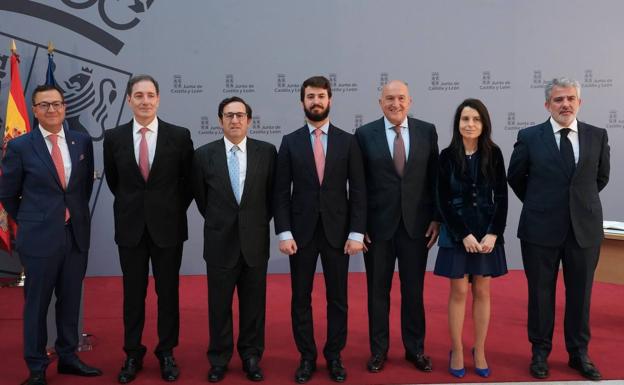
left=10, top=39, right=16, bottom=53
left=47, top=41, right=55, bottom=54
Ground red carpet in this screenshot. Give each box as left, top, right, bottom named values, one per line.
left=1, top=270, right=623, bottom=384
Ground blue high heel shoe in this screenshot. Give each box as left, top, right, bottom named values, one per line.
left=472, top=348, right=490, bottom=378
left=448, top=350, right=465, bottom=378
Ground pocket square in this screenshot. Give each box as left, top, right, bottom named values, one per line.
left=79, top=154, right=85, bottom=161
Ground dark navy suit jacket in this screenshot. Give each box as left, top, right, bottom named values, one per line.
left=0, top=126, right=94, bottom=257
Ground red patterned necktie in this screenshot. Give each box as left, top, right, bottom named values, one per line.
left=49, top=134, right=70, bottom=222
left=313, top=128, right=325, bottom=183
left=139, top=127, right=150, bottom=181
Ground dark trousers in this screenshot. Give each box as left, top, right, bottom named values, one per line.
left=21, top=224, right=87, bottom=372
left=206, top=256, right=267, bottom=367
left=521, top=228, right=600, bottom=359
left=289, top=222, right=350, bottom=362
left=118, top=230, right=182, bottom=359
left=364, top=220, right=429, bottom=356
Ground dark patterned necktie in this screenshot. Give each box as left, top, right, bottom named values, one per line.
left=393, top=126, right=406, bottom=177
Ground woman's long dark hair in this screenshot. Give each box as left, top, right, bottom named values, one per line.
left=448, top=98, right=497, bottom=181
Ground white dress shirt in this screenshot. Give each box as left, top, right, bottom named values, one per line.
left=224, top=135, right=248, bottom=196
left=384, top=116, right=410, bottom=160
left=133, top=117, right=158, bottom=168
left=550, top=117, right=579, bottom=164
left=40, top=125, right=71, bottom=186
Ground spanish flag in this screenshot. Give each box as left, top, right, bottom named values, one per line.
left=0, top=48, right=31, bottom=254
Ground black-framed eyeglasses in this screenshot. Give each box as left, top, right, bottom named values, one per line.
left=34, top=101, right=66, bottom=111
left=223, top=112, right=248, bottom=120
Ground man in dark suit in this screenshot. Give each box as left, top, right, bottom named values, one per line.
left=103, top=75, right=194, bottom=383
left=0, top=84, right=101, bottom=385
left=508, top=77, right=610, bottom=381
left=192, top=97, right=276, bottom=383
left=273, top=76, right=366, bottom=383
left=355, top=80, right=439, bottom=374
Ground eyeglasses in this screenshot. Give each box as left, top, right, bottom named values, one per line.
left=34, top=101, right=66, bottom=111
left=222, top=112, right=247, bottom=120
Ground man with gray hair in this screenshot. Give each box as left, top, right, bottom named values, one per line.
left=508, top=77, right=610, bottom=381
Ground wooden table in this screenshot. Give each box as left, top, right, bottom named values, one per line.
left=595, top=231, right=624, bottom=284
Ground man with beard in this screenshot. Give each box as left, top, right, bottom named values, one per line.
left=274, top=76, right=366, bottom=383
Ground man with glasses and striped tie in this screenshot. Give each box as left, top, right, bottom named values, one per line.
left=192, top=96, right=276, bottom=383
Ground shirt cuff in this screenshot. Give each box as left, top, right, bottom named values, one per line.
left=278, top=231, right=294, bottom=241
left=347, top=232, right=364, bottom=243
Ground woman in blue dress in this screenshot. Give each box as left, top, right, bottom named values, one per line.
left=434, top=98, right=508, bottom=378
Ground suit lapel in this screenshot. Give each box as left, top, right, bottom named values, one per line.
left=323, top=125, right=340, bottom=183
left=575, top=122, right=591, bottom=173
left=30, top=127, right=63, bottom=189
left=404, top=118, right=419, bottom=177
left=372, top=118, right=395, bottom=172
left=65, top=127, right=81, bottom=189
left=540, top=120, right=571, bottom=178
left=149, top=119, right=168, bottom=181
left=120, top=122, right=145, bottom=182
left=214, top=139, right=239, bottom=205
left=296, top=126, right=320, bottom=184
left=240, top=139, right=259, bottom=205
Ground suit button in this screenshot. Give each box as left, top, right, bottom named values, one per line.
left=472, top=183, right=476, bottom=187
left=472, top=192, right=477, bottom=197
left=473, top=202, right=477, bottom=207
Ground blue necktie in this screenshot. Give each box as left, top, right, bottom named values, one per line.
left=228, top=145, right=241, bottom=203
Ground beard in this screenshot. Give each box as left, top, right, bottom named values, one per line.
left=304, top=104, right=330, bottom=122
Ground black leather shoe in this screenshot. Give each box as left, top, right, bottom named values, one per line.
left=530, top=355, right=549, bottom=379
left=366, top=354, right=386, bottom=373
left=569, top=355, right=602, bottom=381
left=327, top=359, right=346, bottom=383
left=118, top=357, right=143, bottom=383
left=21, top=371, right=46, bottom=385
left=405, top=352, right=432, bottom=372
left=243, top=356, right=264, bottom=382
left=57, top=359, right=103, bottom=376
left=159, top=355, right=180, bottom=381
left=294, top=359, right=316, bottom=384
left=207, top=366, right=227, bottom=383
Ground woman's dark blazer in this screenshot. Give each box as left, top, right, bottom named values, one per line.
left=436, top=145, right=508, bottom=247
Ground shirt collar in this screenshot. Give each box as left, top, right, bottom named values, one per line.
left=384, top=116, right=408, bottom=130
left=133, top=117, right=159, bottom=134
left=550, top=116, right=578, bottom=134
left=307, top=121, right=330, bottom=135
left=224, top=135, right=247, bottom=153
left=39, top=124, right=65, bottom=139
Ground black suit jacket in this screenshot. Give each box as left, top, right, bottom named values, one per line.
left=508, top=120, right=610, bottom=248
left=103, top=119, right=194, bottom=248
left=0, top=127, right=94, bottom=257
left=355, top=117, right=439, bottom=241
left=192, top=138, right=276, bottom=268
left=273, top=124, right=366, bottom=249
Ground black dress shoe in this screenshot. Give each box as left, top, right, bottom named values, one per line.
left=22, top=371, right=46, bottom=385
left=57, top=359, right=103, bottom=376
left=405, top=352, right=432, bottom=372
left=366, top=354, right=386, bottom=373
left=294, top=359, right=316, bottom=383
left=327, top=359, right=346, bottom=383
left=530, top=355, right=549, bottom=379
left=569, top=355, right=602, bottom=381
left=243, top=356, right=264, bottom=382
left=208, top=366, right=227, bottom=383
left=118, top=357, right=143, bottom=384
left=159, top=355, right=180, bottom=381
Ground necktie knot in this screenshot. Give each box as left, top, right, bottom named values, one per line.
left=393, top=125, right=402, bottom=135
left=231, top=145, right=240, bottom=153
left=48, top=133, right=59, bottom=145
left=560, top=128, right=571, bottom=137
left=314, top=128, right=323, bottom=138
left=139, top=127, right=149, bottom=136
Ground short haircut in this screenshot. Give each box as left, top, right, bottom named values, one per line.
left=31, top=84, right=65, bottom=105
left=544, top=77, right=581, bottom=101
left=300, top=76, right=332, bottom=102
left=218, top=96, right=252, bottom=119
left=125, top=74, right=159, bottom=97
